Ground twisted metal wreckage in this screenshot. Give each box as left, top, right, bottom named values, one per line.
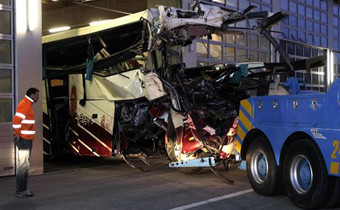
left=42, top=2, right=326, bottom=181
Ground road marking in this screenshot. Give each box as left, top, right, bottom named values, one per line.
left=169, top=189, right=253, bottom=210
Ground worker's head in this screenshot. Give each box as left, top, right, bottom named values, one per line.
left=26, top=88, right=39, bottom=102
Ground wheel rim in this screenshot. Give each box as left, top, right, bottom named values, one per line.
left=251, top=150, right=268, bottom=184
left=289, top=155, right=313, bottom=194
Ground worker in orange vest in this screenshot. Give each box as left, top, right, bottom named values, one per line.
left=12, top=87, right=39, bottom=198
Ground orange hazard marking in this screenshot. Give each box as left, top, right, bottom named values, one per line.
left=330, top=162, right=339, bottom=175
left=236, top=140, right=242, bottom=153
left=237, top=126, right=246, bottom=141
left=241, top=100, right=252, bottom=117
left=239, top=110, right=251, bottom=131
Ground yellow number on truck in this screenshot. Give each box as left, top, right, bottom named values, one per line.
left=331, top=140, right=340, bottom=159
left=330, top=140, right=340, bottom=175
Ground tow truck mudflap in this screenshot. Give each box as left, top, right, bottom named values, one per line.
left=169, top=157, right=216, bottom=168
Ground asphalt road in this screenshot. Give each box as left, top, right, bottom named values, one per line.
left=0, top=156, right=309, bottom=210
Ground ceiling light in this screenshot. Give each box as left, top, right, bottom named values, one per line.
left=89, top=20, right=111, bottom=26
left=48, top=26, right=71, bottom=33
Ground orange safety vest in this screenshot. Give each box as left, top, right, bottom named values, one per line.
left=12, top=95, right=36, bottom=140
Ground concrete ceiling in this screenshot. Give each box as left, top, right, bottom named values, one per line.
left=42, top=0, right=102, bottom=11
left=41, top=0, right=148, bottom=35
left=41, top=0, right=179, bottom=35
left=42, top=0, right=75, bottom=10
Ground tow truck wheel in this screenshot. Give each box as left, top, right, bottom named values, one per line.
left=165, top=133, right=202, bottom=174
left=323, top=176, right=340, bottom=208
left=283, top=139, right=328, bottom=209
left=246, top=137, right=279, bottom=196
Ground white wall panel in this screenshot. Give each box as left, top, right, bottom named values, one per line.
left=15, top=0, right=43, bottom=176
left=0, top=127, right=15, bottom=176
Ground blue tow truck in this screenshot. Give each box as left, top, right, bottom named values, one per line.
left=238, top=79, right=340, bottom=208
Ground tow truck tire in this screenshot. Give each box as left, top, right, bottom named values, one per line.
left=165, top=134, right=202, bottom=174
left=323, top=176, right=340, bottom=208
left=283, top=139, right=328, bottom=209
left=246, top=137, right=280, bottom=196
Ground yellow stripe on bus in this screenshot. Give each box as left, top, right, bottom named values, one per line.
left=239, top=109, right=252, bottom=131
left=241, top=100, right=252, bottom=117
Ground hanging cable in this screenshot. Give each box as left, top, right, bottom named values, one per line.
left=72, top=1, right=132, bottom=15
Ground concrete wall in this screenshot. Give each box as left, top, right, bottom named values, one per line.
left=15, top=0, right=43, bottom=175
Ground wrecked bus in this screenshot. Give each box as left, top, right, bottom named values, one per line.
left=42, top=11, right=166, bottom=168
left=42, top=3, right=240, bottom=168
left=42, top=2, right=326, bottom=180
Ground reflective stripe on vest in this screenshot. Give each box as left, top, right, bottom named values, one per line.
left=13, top=124, right=21, bottom=128
left=21, top=130, right=36, bottom=135
left=15, top=112, right=26, bottom=119
left=21, top=120, right=35, bottom=124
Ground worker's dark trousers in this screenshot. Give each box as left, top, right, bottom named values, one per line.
left=15, top=137, right=32, bottom=192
